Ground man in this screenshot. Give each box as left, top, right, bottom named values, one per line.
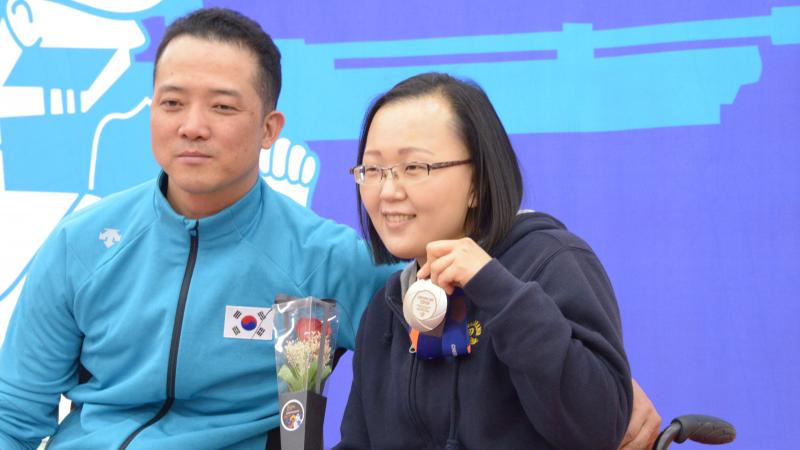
left=0, top=7, right=660, bottom=450
left=0, top=8, right=392, bottom=449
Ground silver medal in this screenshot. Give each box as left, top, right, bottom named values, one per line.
left=403, top=279, right=448, bottom=332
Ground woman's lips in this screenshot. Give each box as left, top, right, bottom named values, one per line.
left=382, top=213, right=416, bottom=228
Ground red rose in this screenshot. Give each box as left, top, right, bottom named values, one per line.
left=296, top=317, right=323, bottom=341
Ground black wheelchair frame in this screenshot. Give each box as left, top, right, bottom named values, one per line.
left=652, top=414, right=736, bottom=450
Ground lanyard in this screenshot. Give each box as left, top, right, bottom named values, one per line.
left=408, top=289, right=471, bottom=359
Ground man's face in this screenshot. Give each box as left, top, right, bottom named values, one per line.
left=151, top=35, right=283, bottom=218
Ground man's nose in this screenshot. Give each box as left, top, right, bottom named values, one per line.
left=178, top=106, right=211, bottom=140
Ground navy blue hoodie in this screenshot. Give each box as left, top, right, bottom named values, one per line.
left=337, top=212, right=632, bottom=449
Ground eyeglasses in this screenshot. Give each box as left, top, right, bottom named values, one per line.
left=349, top=159, right=472, bottom=185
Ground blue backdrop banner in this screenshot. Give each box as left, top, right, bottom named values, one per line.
left=0, top=1, right=798, bottom=448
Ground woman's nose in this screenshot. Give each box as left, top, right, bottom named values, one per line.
left=379, top=170, right=406, bottom=200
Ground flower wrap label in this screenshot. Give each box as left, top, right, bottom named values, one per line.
left=281, top=399, right=304, bottom=432
left=278, top=390, right=326, bottom=449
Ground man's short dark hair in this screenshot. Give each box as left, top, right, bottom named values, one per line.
left=154, top=8, right=281, bottom=110
left=355, top=72, right=524, bottom=264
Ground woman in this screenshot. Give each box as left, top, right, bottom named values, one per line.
left=338, top=73, right=635, bottom=449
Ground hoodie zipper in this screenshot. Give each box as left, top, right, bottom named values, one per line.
left=407, top=354, right=437, bottom=449
left=119, top=223, right=199, bottom=449
left=386, top=295, right=436, bottom=449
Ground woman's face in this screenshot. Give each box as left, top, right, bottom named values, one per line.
left=360, top=95, right=474, bottom=264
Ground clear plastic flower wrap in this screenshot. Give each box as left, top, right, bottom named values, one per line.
left=273, top=296, right=339, bottom=395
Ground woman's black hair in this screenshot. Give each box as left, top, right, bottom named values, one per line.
left=356, top=72, right=523, bottom=264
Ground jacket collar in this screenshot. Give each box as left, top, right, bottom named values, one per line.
left=152, top=172, right=265, bottom=241
left=383, top=268, right=409, bottom=327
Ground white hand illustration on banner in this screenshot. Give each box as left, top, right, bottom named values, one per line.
left=260, top=137, right=319, bottom=208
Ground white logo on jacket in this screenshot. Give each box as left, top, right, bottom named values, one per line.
left=98, top=228, right=121, bottom=248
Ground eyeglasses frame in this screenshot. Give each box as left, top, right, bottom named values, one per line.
left=349, top=159, right=472, bottom=185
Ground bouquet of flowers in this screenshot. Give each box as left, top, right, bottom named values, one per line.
left=278, top=317, right=333, bottom=392
left=273, top=296, right=339, bottom=450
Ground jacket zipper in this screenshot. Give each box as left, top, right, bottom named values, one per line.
left=386, top=292, right=436, bottom=449
left=119, top=223, right=199, bottom=449
left=407, top=338, right=436, bottom=448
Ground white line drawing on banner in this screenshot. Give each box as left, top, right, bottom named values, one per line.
left=89, top=96, right=153, bottom=191
left=0, top=0, right=186, bottom=309
left=69, top=0, right=164, bottom=14
left=1, top=0, right=148, bottom=118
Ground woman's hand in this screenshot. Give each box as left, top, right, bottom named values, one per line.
left=416, top=238, right=492, bottom=294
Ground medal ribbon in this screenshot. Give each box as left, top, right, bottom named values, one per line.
left=408, top=289, right=471, bottom=359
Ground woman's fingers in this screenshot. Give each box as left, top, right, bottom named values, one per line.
left=418, top=238, right=491, bottom=293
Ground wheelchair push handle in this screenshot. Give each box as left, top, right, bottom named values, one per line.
left=652, top=414, right=736, bottom=450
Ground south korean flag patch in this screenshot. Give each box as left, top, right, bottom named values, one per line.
left=224, top=305, right=274, bottom=340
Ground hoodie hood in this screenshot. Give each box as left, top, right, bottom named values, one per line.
left=490, top=211, right=567, bottom=257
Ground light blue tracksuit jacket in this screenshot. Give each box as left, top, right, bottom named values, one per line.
left=0, top=175, right=394, bottom=449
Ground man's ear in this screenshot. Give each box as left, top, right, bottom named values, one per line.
left=261, top=110, right=286, bottom=149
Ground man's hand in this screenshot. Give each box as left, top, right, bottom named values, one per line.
left=416, top=238, right=491, bottom=294
left=619, top=378, right=662, bottom=450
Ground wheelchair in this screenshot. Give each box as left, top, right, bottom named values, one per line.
left=653, top=414, right=736, bottom=450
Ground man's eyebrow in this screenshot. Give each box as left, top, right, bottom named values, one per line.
left=155, top=85, right=242, bottom=98
left=156, top=84, right=184, bottom=95
left=210, top=88, right=243, bottom=98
